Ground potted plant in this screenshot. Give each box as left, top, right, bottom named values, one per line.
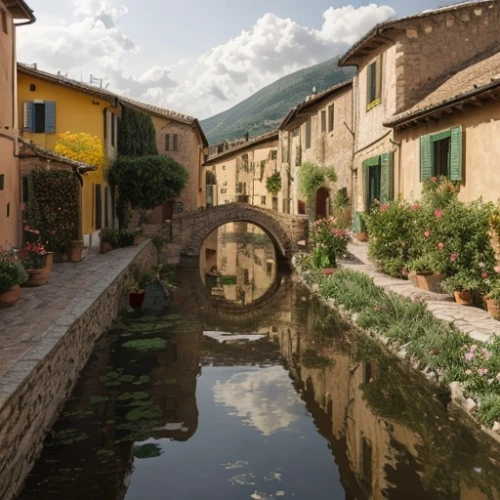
left=70, top=239, right=84, bottom=263
left=485, top=286, right=500, bottom=320
left=408, top=254, right=446, bottom=293
left=0, top=249, right=28, bottom=308
left=128, top=270, right=154, bottom=310
left=100, top=228, right=118, bottom=253
left=20, top=241, right=51, bottom=287
left=442, top=271, right=481, bottom=306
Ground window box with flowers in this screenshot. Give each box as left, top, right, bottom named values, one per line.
left=20, top=241, right=52, bottom=287
left=0, top=249, right=29, bottom=308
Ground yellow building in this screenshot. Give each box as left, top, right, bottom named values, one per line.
left=17, top=64, right=121, bottom=245
left=0, top=0, right=35, bottom=248
left=203, top=131, right=279, bottom=210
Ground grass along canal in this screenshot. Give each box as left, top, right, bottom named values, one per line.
left=14, top=224, right=500, bottom=500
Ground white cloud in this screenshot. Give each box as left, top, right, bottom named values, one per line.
left=17, top=1, right=396, bottom=119
left=213, top=366, right=303, bottom=436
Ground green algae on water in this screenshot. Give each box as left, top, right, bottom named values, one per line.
left=122, top=338, right=167, bottom=353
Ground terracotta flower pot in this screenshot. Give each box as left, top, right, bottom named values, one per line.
left=486, top=298, right=500, bottom=320
left=23, top=267, right=51, bottom=287
left=129, top=290, right=145, bottom=310
left=100, top=241, right=113, bottom=254
left=0, top=285, right=21, bottom=308
left=44, top=252, right=54, bottom=270
left=70, top=240, right=84, bottom=263
left=408, top=270, right=418, bottom=287
left=356, top=232, right=368, bottom=242
left=416, top=273, right=445, bottom=294
left=454, top=290, right=473, bottom=306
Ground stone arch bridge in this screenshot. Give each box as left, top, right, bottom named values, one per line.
left=168, top=203, right=309, bottom=267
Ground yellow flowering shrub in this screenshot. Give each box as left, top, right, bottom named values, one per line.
left=54, top=132, right=105, bottom=168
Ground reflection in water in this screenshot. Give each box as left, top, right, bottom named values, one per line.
left=17, top=272, right=500, bottom=500
left=200, top=222, right=277, bottom=305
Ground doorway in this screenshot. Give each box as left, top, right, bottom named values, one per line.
left=315, top=187, right=330, bottom=220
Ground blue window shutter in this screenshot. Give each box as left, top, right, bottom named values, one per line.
left=420, top=134, right=433, bottom=181
left=449, top=126, right=463, bottom=181
left=24, top=102, right=35, bottom=132
left=44, top=101, right=56, bottom=134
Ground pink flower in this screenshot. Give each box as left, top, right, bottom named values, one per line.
left=380, top=204, right=389, bottom=212
left=431, top=176, right=438, bottom=183
left=434, top=209, right=444, bottom=218
left=450, top=253, right=458, bottom=262
left=437, top=242, right=444, bottom=250
left=482, top=349, right=491, bottom=361
left=482, top=272, right=488, bottom=279
left=34, top=230, right=40, bottom=235
left=24, top=225, right=30, bottom=231
left=494, top=266, right=500, bottom=274
left=465, top=352, right=474, bottom=363
left=424, top=231, right=431, bottom=238
left=478, top=368, right=489, bottom=377
left=471, top=345, right=478, bottom=353
left=411, top=203, right=420, bottom=211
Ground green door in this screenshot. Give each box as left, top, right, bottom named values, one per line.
left=368, top=165, right=381, bottom=209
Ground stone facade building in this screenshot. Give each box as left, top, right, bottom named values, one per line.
left=0, top=0, right=35, bottom=247
left=338, top=0, right=500, bottom=232
left=203, top=131, right=279, bottom=209
left=278, top=80, right=353, bottom=220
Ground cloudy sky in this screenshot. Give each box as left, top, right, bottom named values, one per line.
left=18, top=0, right=446, bottom=119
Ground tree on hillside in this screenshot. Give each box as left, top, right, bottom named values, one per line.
left=108, top=155, right=188, bottom=228
left=118, top=105, right=158, bottom=157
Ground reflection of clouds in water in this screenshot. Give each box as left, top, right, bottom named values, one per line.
left=213, top=366, right=302, bottom=436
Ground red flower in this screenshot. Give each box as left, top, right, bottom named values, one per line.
left=450, top=253, right=458, bottom=262
left=437, top=242, right=444, bottom=250
left=434, top=209, right=444, bottom=218
left=380, top=204, right=389, bottom=212
left=424, top=231, right=431, bottom=238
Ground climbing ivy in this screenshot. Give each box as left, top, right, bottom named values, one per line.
left=298, top=162, right=337, bottom=202
left=118, top=105, right=158, bottom=157
left=266, top=172, right=282, bottom=196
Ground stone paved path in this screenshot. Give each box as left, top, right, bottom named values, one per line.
left=344, top=241, right=500, bottom=343
left=0, top=244, right=147, bottom=378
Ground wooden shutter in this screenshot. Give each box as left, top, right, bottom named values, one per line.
left=173, top=134, right=179, bottom=151
left=24, top=102, right=35, bottom=132
left=420, top=134, right=433, bottom=181
left=165, top=134, right=170, bottom=151
left=44, top=101, right=56, bottom=133
left=449, top=126, right=463, bottom=181
left=380, top=152, right=394, bottom=202
left=321, top=111, right=326, bottom=133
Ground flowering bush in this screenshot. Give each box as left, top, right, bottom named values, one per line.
left=364, top=199, right=423, bottom=277
left=54, top=132, right=105, bottom=168
left=19, top=241, right=47, bottom=269
left=308, top=217, right=349, bottom=269
left=421, top=176, right=460, bottom=209
left=0, top=249, right=28, bottom=292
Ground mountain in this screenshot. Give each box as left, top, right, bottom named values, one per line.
left=200, top=57, right=355, bottom=145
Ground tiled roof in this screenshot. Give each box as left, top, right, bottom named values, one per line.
left=386, top=50, right=500, bottom=127
left=19, top=138, right=97, bottom=173
left=339, top=0, right=495, bottom=66
left=119, top=95, right=195, bottom=124
left=203, top=130, right=279, bottom=165
left=5, top=0, right=35, bottom=21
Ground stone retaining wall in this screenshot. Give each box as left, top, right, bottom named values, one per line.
left=0, top=241, right=155, bottom=500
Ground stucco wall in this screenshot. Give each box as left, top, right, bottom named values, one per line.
left=396, top=100, right=500, bottom=203
left=0, top=2, right=20, bottom=247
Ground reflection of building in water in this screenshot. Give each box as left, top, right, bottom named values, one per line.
left=200, top=222, right=277, bottom=305
left=275, top=295, right=500, bottom=500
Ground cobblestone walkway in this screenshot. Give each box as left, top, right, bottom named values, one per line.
left=345, top=241, right=500, bottom=343
left=0, top=244, right=148, bottom=378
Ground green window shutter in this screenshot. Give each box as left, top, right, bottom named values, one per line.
left=420, top=134, right=433, bottom=181
left=380, top=152, right=394, bottom=202
left=362, top=156, right=380, bottom=168
left=449, top=126, right=463, bottom=181
left=44, top=101, right=56, bottom=133
left=24, top=102, right=35, bottom=132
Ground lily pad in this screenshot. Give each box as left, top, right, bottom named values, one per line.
left=126, top=406, right=161, bottom=422
left=90, top=396, right=110, bottom=405
left=122, top=338, right=167, bottom=353
left=51, top=429, right=89, bottom=446
left=132, top=443, right=163, bottom=459
left=163, top=378, right=178, bottom=385
left=133, top=375, right=150, bottom=386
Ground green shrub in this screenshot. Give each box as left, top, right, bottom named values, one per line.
left=0, top=249, right=28, bottom=291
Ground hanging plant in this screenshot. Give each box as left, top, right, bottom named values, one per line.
left=298, top=162, right=337, bottom=202
left=266, top=172, right=282, bottom=196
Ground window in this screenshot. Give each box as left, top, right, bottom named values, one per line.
left=270, top=150, right=277, bottom=160
left=165, top=134, right=179, bottom=152
left=367, top=57, right=382, bottom=109
left=6, top=203, right=10, bottom=218
left=321, top=110, right=327, bottom=133
left=420, top=127, right=463, bottom=182
left=266, top=261, right=273, bottom=276
left=23, top=101, right=56, bottom=133
left=95, top=184, right=102, bottom=230
left=272, top=197, right=278, bottom=211
left=1, top=10, right=7, bottom=34
left=328, top=104, right=335, bottom=132
left=305, top=118, right=312, bottom=149
left=111, top=113, right=115, bottom=148
left=243, top=269, right=249, bottom=285
left=0, top=174, right=4, bottom=190
left=242, top=154, right=249, bottom=169
left=261, top=196, right=266, bottom=206
left=222, top=165, right=226, bottom=170
left=363, top=153, right=394, bottom=210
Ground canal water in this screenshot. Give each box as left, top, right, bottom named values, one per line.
left=18, top=223, right=500, bottom=500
